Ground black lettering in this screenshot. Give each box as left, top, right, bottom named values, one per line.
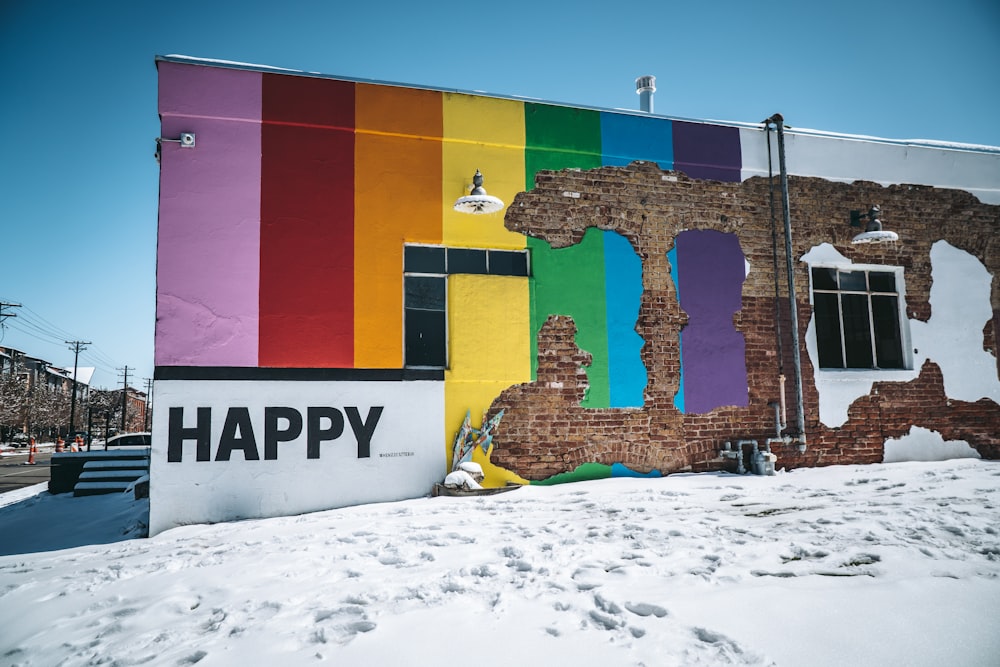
left=216, top=407, right=260, bottom=461
left=307, top=407, right=344, bottom=459
left=346, top=406, right=383, bottom=459
left=264, top=407, right=303, bottom=460
left=168, top=406, right=212, bottom=462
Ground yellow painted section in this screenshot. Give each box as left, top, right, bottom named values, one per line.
left=472, top=442, right=528, bottom=488
left=354, top=84, right=443, bottom=367
left=444, top=274, right=530, bottom=484
left=442, top=92, right=527, bottom=250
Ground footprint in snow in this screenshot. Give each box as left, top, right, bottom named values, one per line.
left=691, top=627, right=774, bottom=665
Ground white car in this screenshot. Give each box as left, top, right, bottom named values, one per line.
left=104, top=432, right=151, bottom=450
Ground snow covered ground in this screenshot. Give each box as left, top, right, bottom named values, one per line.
left=1, top=459, right=999, bottom=666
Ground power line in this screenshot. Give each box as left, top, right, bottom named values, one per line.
left=20, top=305, right=78, bottom=340
left=0, top=300, right=124, bottom=376
left=83, top=343, right=124, bottom=369
left=6, top=318, right=67, bottom=345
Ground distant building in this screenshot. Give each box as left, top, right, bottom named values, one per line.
left=124, top=387, right=147, bottom=434
left=0, top=345, right=91, bottom=401
left=0, top=345, right=93, bottom=437
left=150, top=55, right=999, bottom=533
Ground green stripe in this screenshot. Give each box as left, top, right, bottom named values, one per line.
left=524, top=103, right=602, bottom=189
left=529, top=228, right=610, bottom=407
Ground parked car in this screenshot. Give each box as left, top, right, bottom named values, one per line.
left=11, top=433, right=30, bottom=448
left=104, top=432, right=151, bottom=450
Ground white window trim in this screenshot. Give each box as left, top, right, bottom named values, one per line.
left=808, top=261, right=915, bottom=374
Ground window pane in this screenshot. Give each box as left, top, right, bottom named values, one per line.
left=841, top=294, right=873, bottom=368
left=838, top=271, right=867, bottom=291
left=872, top=295, right=904, bottom=368
left=814, top=293, right=844, bottom=368
left=488, top=250, right=529, bottom=276
left=405, top=309, right=446, bottom=367
left=447, top=248, right=487, bottom=274
left=869, top=272, right=896, bottom=293
left=405, top=276, right=445, bottom=310
left=404, top=245, right=445, bottom=274
left=811, top=267, right=838, bottom=291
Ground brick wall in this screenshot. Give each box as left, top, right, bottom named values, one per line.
left=489, top=162, right=1000, bottom=478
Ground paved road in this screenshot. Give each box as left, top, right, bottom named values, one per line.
left=0, top=451, right=53, bottom=494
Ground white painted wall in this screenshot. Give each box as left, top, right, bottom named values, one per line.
left=149, top=380, right=445, bottom=535
left=740, top=128, right=1000, bottom=205
left=883, top=426, right=980, bottom=463
left=910, top=241, right=1000, bottom=404
left=801, top=242, right=999, bottom=438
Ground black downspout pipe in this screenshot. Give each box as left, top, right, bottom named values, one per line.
left=767, top=114, right=807, bottom=451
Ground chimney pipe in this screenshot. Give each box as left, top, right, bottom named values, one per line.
left=635, top=75, right=656, bottom=113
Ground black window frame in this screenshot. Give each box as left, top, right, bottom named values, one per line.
left=810, top=265, right=908, bottom=371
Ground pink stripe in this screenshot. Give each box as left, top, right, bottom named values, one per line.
left=155, top=63, right=262, bottom=366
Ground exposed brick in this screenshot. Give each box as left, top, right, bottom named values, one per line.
left=488, top=163, right=1000, bottom=479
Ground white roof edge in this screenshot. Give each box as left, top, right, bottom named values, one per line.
left=156, top=55, right=1000, bottom=155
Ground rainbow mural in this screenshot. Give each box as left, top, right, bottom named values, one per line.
left=156, top=58, right=748, bottom=458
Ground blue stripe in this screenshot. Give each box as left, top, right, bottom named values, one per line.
left=667, top=245, right=685, bottom=413
left=600, top=112, right=673, bottom=169
left=604, top=231, right=646, bottom=407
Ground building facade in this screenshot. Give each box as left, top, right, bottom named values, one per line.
left=0, top=345, right=92, bottom=439
left=150, top=56, right=999, bottom=533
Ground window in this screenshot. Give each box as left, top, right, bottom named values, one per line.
left=811, top=267, right=906, bottom=370
left=404, top=275, right=447, bottom=368
left=403, top=245, right=530, bottom=368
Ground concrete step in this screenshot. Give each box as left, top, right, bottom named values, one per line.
left=73, top=481, right=132, bottom=497
left=51, top=450, right=151, bottom=495
left=82, top=459, right=149, bottom=469
left=78, top=470, right=146, bottom=483
left=81, top=462, right=148, bottom=476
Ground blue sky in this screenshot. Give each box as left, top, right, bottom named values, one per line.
left=1, top=0, right=997, bottom=389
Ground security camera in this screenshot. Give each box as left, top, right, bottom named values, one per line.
left=180, top=133, right=196, bottom=148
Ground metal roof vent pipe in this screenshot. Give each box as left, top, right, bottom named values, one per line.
left=635, top=75, right=656, bottom=113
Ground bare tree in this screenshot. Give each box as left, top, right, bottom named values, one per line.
left=88, top=389, right=125, bottom=440
left=0, top=366, right=28, bottom=442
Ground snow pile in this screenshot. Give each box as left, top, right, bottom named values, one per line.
left=1, top=459, right=999, bottom=666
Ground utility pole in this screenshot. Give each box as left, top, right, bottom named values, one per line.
left=118, top=366, right=131, bottom=432
left=143, top=377, right=153, bottom=432
left=66, top=340, right=90, bottom=440
left=0, top=303, right=21, bottom=364
left=0, top=301, right=20, bottom=324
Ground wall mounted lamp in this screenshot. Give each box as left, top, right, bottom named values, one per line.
left=453, top=169, right=505, bottom=215
left=849, top=205, right=898, bottom=244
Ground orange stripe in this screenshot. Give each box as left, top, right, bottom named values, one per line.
left=354, top=84, right=443, bottom=368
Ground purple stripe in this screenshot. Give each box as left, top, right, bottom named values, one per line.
left=672, top=121, right=742, bottom=182
left=676, top=230, right=748, bottom=413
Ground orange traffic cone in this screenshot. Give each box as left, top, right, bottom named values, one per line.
left=26, top=438, right=36, bottom=465
left=55, top=437, right=64, bottom=453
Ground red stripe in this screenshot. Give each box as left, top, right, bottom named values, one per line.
left=259, top=74, right=355, bottom=367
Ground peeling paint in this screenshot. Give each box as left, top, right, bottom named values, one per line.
left=804, top=241, right=999, bottom=428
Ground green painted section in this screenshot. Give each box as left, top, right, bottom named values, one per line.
left=523, top=103, right=608, bottom=406
left=530, top=462, right=612, bottom=486
left=529, top=228, right=609, bottom=407
left=524, top=103, right=602, bottom=190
